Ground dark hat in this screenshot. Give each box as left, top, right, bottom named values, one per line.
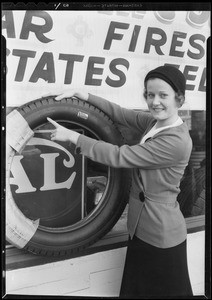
left=144, top=65, right=186, bottom=95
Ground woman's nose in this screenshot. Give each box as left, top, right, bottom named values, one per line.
left=152, top=95, right=161, bottom=105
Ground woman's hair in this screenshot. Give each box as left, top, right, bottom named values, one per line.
left=143, top=82, right=185, bottom=107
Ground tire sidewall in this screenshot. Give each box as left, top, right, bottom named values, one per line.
left=9, top=97, right=131, bottom=254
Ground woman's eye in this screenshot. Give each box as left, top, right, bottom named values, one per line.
left=160, top=93, right=167, bottom=99
left=147, top=93, right=154, bottom=99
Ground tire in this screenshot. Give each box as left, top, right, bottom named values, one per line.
left=6, top=96, right=131, bottom=256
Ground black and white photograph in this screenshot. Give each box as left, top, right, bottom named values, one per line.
left=1, top=2, right=211, bottom=298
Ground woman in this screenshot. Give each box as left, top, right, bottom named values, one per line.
left=47, top=65, right=193, bottom=298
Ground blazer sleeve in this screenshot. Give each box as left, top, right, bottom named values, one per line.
left=76, top=128, right=191, bottom=169
left=87, top=93, right=153, bottom=133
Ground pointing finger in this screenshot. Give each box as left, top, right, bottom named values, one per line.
left=47, top=117, right=60, bottom=128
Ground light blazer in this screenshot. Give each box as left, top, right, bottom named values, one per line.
left=76, top=94, right=193, bottom=248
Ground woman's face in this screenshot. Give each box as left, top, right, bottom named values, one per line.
left=146, top=78, right=179, bottom=126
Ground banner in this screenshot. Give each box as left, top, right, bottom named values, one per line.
left=2, top=10, right=210, bottom=109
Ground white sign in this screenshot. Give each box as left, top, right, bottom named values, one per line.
left=2, top=10, right=210, bottom=109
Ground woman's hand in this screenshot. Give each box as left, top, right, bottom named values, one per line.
left=47, top=117, right=80, bottom=145
left=43, top=90, right=89, bottom=101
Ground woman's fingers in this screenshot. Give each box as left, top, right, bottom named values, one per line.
left=54, top=94, right=67, bottom=101
left=41, top=90, right=87, bottom=101
left=47, top=118, right=68, bottom=141
left=47, top=117, right=60, bottom=128
left=50, top=132, right=55, bottom=140
left=54, top=91, right=76, bottom=100
left=42, top=91, right=68, bottom=100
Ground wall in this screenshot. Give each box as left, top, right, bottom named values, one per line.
left=5, top=231, right=205, bottom=297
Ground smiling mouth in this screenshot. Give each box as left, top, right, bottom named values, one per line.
left=152, top=107, right=164, bottom=112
